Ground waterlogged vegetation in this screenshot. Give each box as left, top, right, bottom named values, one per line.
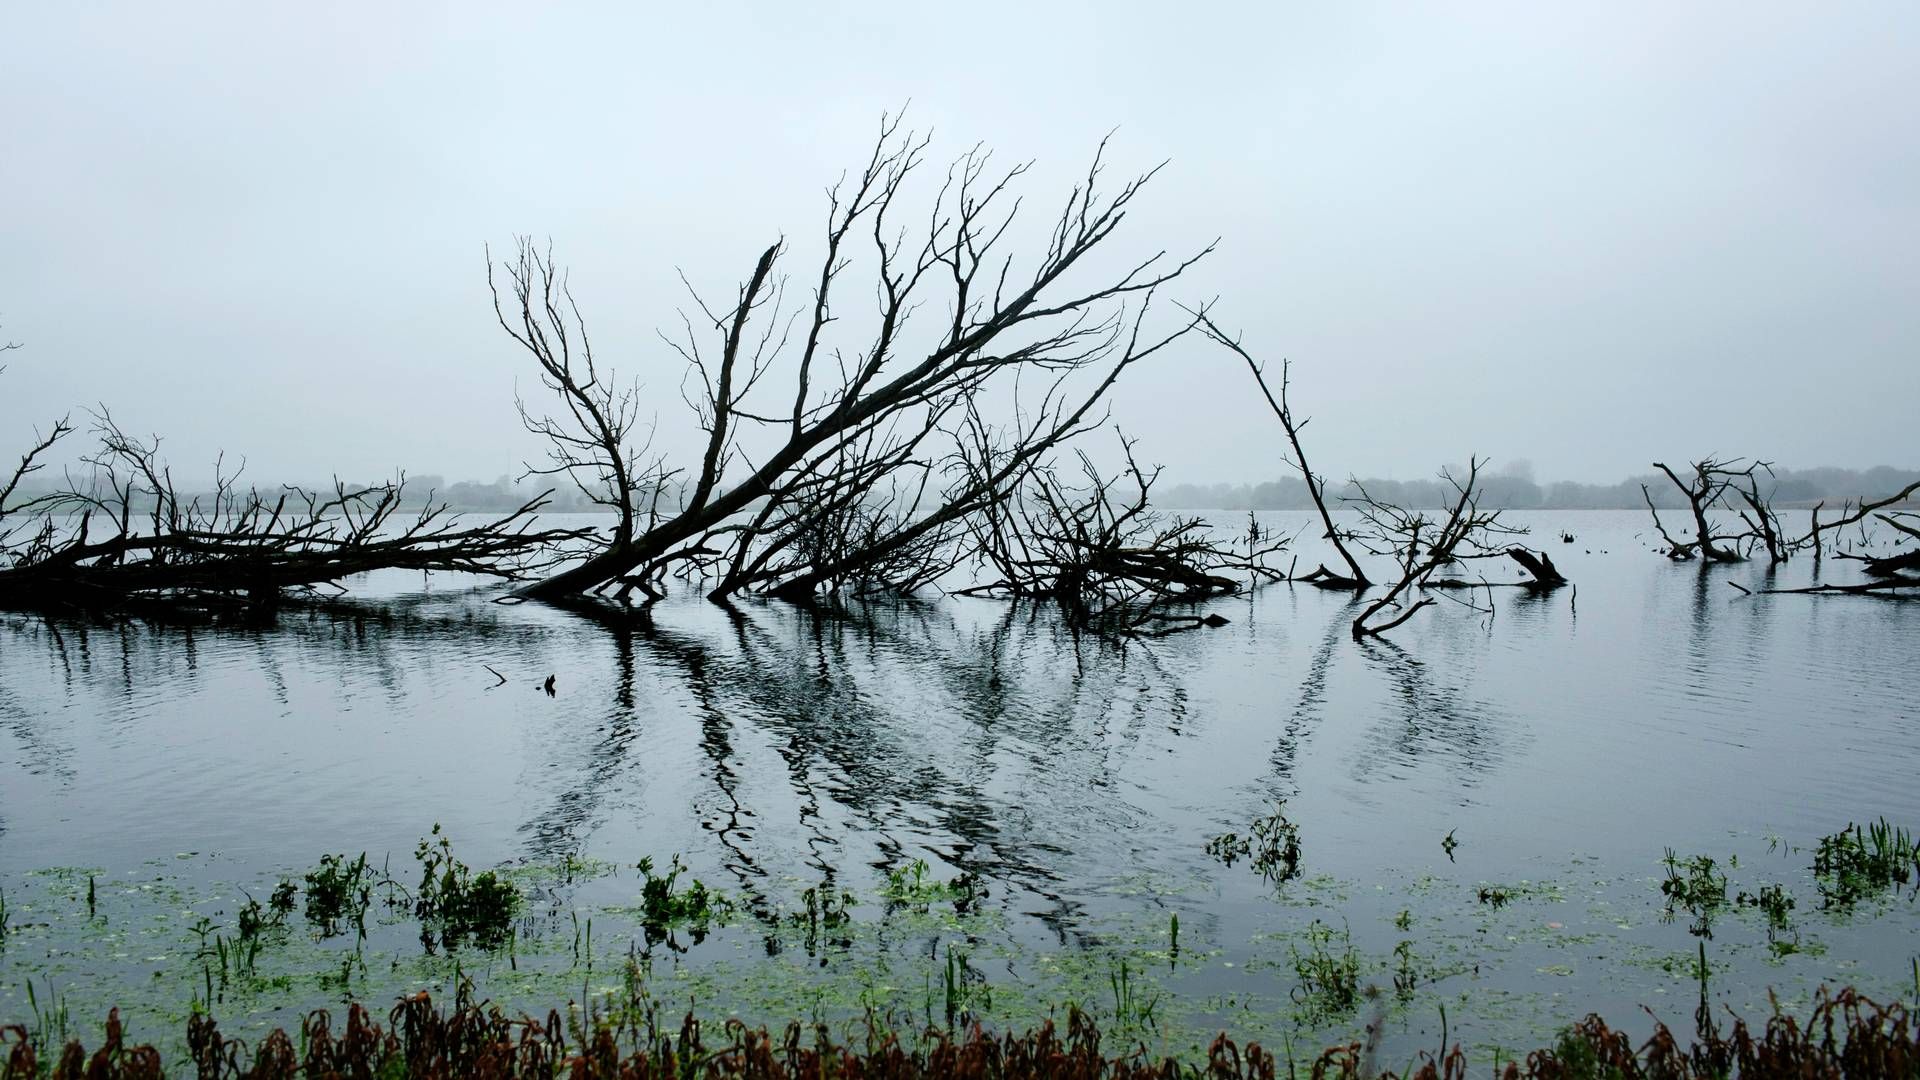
left=1204, top=803, right=1303, bottom=885
left=629, top=855, right=732, bottom=948
left=881, top=860, right=985, bottom=914
left=1660, top=850, right=1729, bottom=938
left=8, top=983, right=1920, bottom=1080
left=413, top=825, right=520, bottom=951
left=1813, top=819, right=1920, bottom=909
left=300, top=853, right=374, bottom=938
left=1288, top=920, right=1361, bottom=1022
left=4, top=816, right=1920, bottom=1071
left=4, top=526, right=1920, bottom=1072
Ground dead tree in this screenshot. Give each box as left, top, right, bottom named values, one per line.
left=1642, top=458, right=1774, bottom=562
left=1191, top=312, right=1369, bottom=588
left=0, top=421, right=73, bottom=557
left=495, top=115, right=1213, bottom=605
left=1793, top=478, right=1920, bottom=566
left=955, top=432, right=1286, bottom=634
left=1346, top=460, right=1530, bottom=639
left=1763, top=505, right=1920, bottom=597
left=0, top=410, right=589, bottom=613
left=1194, top=315, right=1563, bottom=639
left=1642, top=455, right=1920, bottom=576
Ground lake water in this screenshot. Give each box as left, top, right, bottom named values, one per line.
left=2, top=509, right=1916, bottom=1065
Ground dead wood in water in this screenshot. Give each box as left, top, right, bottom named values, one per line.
left=497, top=113, right=1215, bottom=606
left=1193, top=315, right=1565, bottom=639
left=1642, top=456, right=1920, bottom=601
left=1191, top=312, right=1370, bottom=588
left=0, top=409, right=589, bottom=614
left=954, top=432, right=1285, bottom=635
left=1347, top=459, right=1526, bottom=639
left=1644, top=458, right=1768, bottom=562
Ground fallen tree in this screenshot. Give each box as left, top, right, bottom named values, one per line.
left=0, top=406, right=587, bottom=614
left=955, top=431, right=1286, bottom=635
left=1194, top=314, right=1565, bottom=639
left=1758, top=506, right=1920, bottom=598
left=494, top=116, right=1213, bottom=607
left=1641, top=455, right=1920, bottom=568
left=1637, top=453, right=1919, bottom=597
left=1642, top=458, right=1766, bottom=563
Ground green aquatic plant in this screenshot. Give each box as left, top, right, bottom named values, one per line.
left=1108, top=957, right=1158, bottom=1032
left=1659, top=849, right=1727, bottom=937
left=1203, top=832, right=1245, bottom=865
left=1392, top=940, right=1419, bottom=1000
left=789, top=881, right=855, bottom=957
left=1477, top=885, right=1512, bottom=909
left=0, top=886, right=9, bottom=948
left=1813, top=819, right=1920, bottom=908
left=1735, top=883, right=1795, bottom=932
left=634, top=854, right=730, bottom=947
left=268, top=879, right=296, bottom=917
left=413, top=825, right=520, bottom=950
left=1204, top=802, right=1302, bottom=883
left=931, top=945, right=994, bottom=1029
left=235, top=892, right=286, bottom=943
left=881, top=859, right=986, bottom=912
left=303, top=852, right=374, bottom=937
left=1289, top=920, right=1360, bottom=1020
left=1442, top=829, right=1459, bottom=860
left=22, top=977, right=70, bottom=1060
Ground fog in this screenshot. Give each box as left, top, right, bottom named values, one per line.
left=3, top=1, right=1915, bottom=489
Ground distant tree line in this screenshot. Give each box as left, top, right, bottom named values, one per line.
left=1159, top=464, right=1920, bottom=512
left=15, top=464, right=1912, bottom=518
left=399, top=475, right=633, bottom=514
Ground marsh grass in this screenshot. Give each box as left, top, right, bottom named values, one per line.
left=1736, top=883, right=1795, bottom=931
left=1814, top=819, right=1920, bottom=909
left=1106, top=957, right=1158, bottom=1032
left=790, top=883, right=855, bottom=957
left=6, top=826, right=1920, bottom=1074
left=20, top=978, right=68, bottom=1063
left=1289, top=920, right=1361, bottom=1021
left=924, top=945, right=994, bottom=1030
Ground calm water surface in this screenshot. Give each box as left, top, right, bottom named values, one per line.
left=2, top=510, right=1916, bottom=1061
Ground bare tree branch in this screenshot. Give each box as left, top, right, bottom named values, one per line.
left=500, top=114, right=1215, bottom=606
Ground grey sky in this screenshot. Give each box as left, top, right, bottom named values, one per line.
left=3, top=2, right=1915, bottom=490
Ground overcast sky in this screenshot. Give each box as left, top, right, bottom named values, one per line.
left=3, top=2, right=1915, bottom=490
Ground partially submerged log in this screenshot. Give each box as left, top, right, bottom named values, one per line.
left=0, top=411, right=588, bottom=614
left=1761, top=576, right=1920, bottom=597
left=1504, top=547, right=1567, bottom=586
